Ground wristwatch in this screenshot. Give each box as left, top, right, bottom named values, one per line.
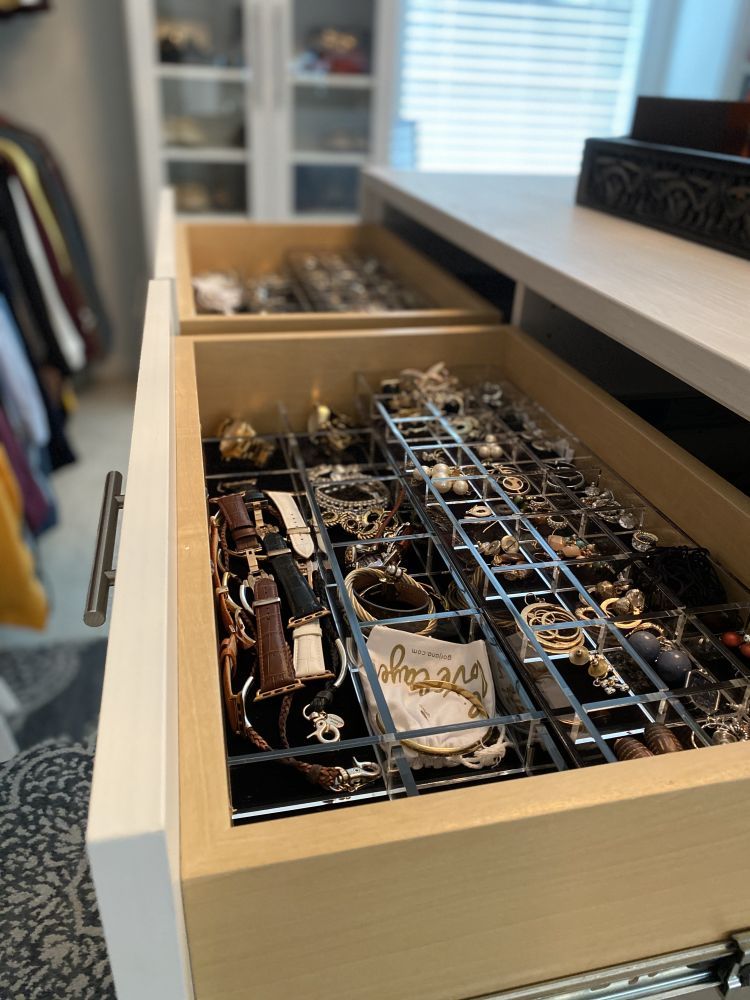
left=292, top=620, right=333, bottom=681
left=262, top=528, right=328, bottom=628
left=265, top=491, right=315, bottom=560
left=215, top=492, right=266, bottom=574
left=252, top=574, right=303, bottom=700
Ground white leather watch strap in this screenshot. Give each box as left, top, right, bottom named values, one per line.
left=266, top=490, right=315, bottom=561
left=292, top=621, right=330, bottom=680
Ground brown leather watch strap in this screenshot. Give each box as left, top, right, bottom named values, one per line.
left=253, top=575, right=303, bottom=700
left=209, top=517, right=233, bottom=632
left=216, top=494, right=260, bottom=554
left=210, top=516, right=255, bottom=647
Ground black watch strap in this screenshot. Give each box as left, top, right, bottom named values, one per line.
left=262, top=529, right=327, bottom=628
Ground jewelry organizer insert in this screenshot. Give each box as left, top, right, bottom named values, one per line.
left=194, top=248, right=431, bottom=316
left=204, top=364, right=750, bottom=825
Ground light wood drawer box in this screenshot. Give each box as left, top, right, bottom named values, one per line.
left=173, top=219, right=499, bottom=333
left=88, top=282, right=750, bottom=1000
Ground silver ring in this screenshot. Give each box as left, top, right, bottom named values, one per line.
left=632, top=530, right=658, bottom=553
left=545, top=460, right=585, bottom=490
left=527, top=497, right=551, bottom=511
left=547, top=514, right=567, bottom=531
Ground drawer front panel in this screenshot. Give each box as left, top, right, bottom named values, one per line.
left=174, top=220, right=499, bottom=333
left=88, top=280, right=192, bottom=1000
left=183, top=751, right=750, bottom=1000
left=174, top=325, right=750, bottom=1000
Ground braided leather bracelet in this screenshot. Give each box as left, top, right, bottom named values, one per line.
left=220, top=635, right=375, bottom=794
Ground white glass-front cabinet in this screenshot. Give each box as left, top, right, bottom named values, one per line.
left=126, top=0, right=399, bottom=238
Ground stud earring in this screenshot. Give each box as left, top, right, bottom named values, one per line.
left=423, top=463, right=472, bottom=498
left=476, top=433, right=504, bottom=461
left=569, top=647, right=591, bottom=666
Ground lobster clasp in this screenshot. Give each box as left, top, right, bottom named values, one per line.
left=303, top=703, right=344, bottom=743
left=308, top=713, right=345, bottom=743
left=332, top=758, right=381, bottom=793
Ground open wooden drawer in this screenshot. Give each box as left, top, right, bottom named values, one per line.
left=173, top=218, right=499, bottom=334
left=88, top=288, right=750, bottom=1000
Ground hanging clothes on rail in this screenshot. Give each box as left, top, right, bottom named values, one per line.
left=0, top=118, right=111, bottom=366
left=0, top=293, right=56, bottom=534
left=0, top=443, right=47, bottom=630
left=0, top=231, right=76, bottom=471
left=0, top=120, right=112, bottom=356
left=5, top=173, right=86, bottom=371
left=0, top=168, right=73, bottom=376
left=0, top=405, right=51, bottom=536
left=0, top=292, right=49, bottom=448
left=0, top=116, right=110, bottom=627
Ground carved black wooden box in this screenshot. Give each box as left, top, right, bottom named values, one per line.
left=576, top=137, right=750, bottom=260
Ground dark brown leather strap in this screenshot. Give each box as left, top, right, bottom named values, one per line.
left=220, top=634, right=243, bottom=736
left=210, top=518, right=235, bottom=635
left=210, top=517, right=255, bottom=647
left=216, top=494, right=260, bottom=554
left=253, top=575, right=303, bottom=700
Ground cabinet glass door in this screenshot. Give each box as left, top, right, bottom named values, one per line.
left=289, top=0, right=374, bottom=216
left=156, top=0, right=244, bottom=67
left=156, top=0, right=254, bottom=215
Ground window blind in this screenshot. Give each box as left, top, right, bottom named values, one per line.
left=396, top=0, right=651, bottom=173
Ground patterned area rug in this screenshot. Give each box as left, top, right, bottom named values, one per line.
left=0, top=641, right=114, bottom=999
left=0, top=640, right=107, bottom=751
left=0, top=742, right=115, bottom=1000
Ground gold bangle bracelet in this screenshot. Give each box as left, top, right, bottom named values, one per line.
left=345, top=567, right=438, bottom=636
left=375, top=679, right=490, bottom=757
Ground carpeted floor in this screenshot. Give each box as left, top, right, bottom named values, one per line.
left=0, top=640, right=113, bottom=1000
left=1, top=640, right=107, bottom=752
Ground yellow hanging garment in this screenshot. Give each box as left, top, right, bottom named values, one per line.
left=0, top=444, right=47, bottom=629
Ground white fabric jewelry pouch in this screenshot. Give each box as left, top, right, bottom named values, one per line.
left=358, top=625, right=507, bottom=770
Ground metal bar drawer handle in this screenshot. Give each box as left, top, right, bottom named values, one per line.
left=83, top=471, right=124, bottom=627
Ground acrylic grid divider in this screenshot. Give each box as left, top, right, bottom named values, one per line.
left=202, top=422, right=565, bottom=825
left=280, top=421, right=567, bottom=787
left=357, top=369, right=750, bottom=767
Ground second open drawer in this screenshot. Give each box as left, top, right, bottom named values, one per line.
left=172, top=219, right=500, bottom=333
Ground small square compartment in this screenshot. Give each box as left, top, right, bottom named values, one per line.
left=294, top=163, right=359, bottom=214
left=161, top=78, right=246, bottom=149
left=294, top=86, right=371, bottom=155
left=168, top=160, right=247, bottom=214
left=156, top=0, right=244, bottom=67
